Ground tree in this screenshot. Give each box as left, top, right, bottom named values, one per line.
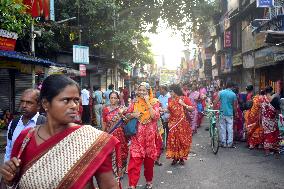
left=0, top=0, right=31, bottom=36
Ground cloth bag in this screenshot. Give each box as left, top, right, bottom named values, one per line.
left=124, top=118, right=138, bottom=136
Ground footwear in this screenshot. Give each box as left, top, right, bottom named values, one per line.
left=171, top=159, right=178, bottom=165
left=248, top=145, right=254, bottom=150
left=155, top=161, right=163, bottom=166
left=179, top=159, right=185, bottom=165
left=220, top=144, right=226, bottom=148
left=144, top=183, right=153, bottom=189
left=227, top=145, right=236, bottom=148
left=264, top=150, right=270, bottom=156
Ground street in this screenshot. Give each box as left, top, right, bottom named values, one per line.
left=121, top=119, right=284, bottom=189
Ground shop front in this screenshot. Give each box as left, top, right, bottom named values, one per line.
left=0, top=51, right=64, bottom=115
left=254, top=46, right=284, bottom=92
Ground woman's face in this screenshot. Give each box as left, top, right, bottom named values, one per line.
left=110, top=93, right=119, bottom=105
left=169, top=90, right=176, bottom=98
left=45, top=85, right=80, bottom=125
left=138, top=85, right=148, bottom=97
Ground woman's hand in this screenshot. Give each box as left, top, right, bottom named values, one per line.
left=132, top=112, right=141, bottom=119
left=144, top=95, right=150, bottom=104
left=0, top=157, right=21, bottom=185
left=178, top=99, right=185, bottom=106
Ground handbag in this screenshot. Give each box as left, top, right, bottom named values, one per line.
left=124, top=118, right=138, bottom=136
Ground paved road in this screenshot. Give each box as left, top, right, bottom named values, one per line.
left=121, top=119, right=284, bottom=189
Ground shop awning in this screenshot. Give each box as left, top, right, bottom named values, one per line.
left=0, top=50, right=65, bottom=67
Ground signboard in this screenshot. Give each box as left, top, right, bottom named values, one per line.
left=232, top=53, right=242, bottom=66
left=221, top=53, right=232, bottom=73
left=0, top=37, right=16, bottom=51
left=254, top=32, right=267, bottom=50
left=254, top=46, right=283, bottom=68
left=211, top=54, right=216, bottom=66
left=73, top=45, right=89, bottom=64
left=243, top=54, right=254, bottom=68
left=274, top=52, right=284, bottom=62
left=257, top=0, right=274, bottom=7
left=79, top=64, right=86, bottom=76
left=224, top=53, right=232, bottom=73
left=50, top=0, right=55, bottom=21
left=0, top=60, right=21, bottom=69
left=224, top=31, right=232, bottom=48
left=0, top=30, right=18, bottom=51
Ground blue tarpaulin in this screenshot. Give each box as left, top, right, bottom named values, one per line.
left=0, top=50, right=65, bottom=67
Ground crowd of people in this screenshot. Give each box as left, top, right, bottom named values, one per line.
left=0, top=74, right=283, bottom=189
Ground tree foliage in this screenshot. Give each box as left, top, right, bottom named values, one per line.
left=10, top=0, right=218, bottom=65
left=0, top=0, right=31, bottom=36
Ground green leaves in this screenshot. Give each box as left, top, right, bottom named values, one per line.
left=0, top=0, right=31, bottom=36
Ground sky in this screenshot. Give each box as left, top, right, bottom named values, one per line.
left=146, top=28, right=186, bottom=70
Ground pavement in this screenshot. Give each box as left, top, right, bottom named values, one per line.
left=121, top=119, right=284, bottom=189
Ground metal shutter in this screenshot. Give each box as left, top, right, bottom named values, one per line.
left=14, top=73, right=32, bottom=112
left=0, top=69, right=11, bottom=115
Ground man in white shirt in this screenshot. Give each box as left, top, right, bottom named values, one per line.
left=4, top=89, right=45, bottom=162
left=158, top=85, right=170, bottom=141
left=81, top=85, right=90, bottom=124
left=104, top=84, right=115, bottom=105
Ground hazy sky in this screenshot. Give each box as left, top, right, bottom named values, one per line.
left=146, top=28, right=186, bottom=70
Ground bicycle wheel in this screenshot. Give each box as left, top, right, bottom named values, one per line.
left=211, top=123, right=219, bottom=154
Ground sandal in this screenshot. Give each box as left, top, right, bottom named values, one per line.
left=144, top=183, right=153, bottom=189
left=171, top=159, right=178, bottom=165
left=179, top=159, right=185, bottom=165
left=155, top=161, right=163, bottom=166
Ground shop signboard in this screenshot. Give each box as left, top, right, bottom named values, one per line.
left=212, top=68, right=219, bottom=78
left=254, top=46, right=282, bottom=68
left=254, top=32, right=267, bottom=50
left=73, top=45, right=89, bottom=64
left=211, top=54, right=216, bottom=66
left=224, top=53, right=232, bottom=73
left=274, top=52, right=284, bottom=62
left=79, top=64, right=86, bottom=76
left=0, top=30, right=18, bottom=51
left=232, top=53, right=242, bottom=66
left=0, top=60, right=21, bottom=69
left=243, top=54, right=254, bottom=68
left=257, top=0, right=274, bottom=7
left=224, top=30, right=232, bottom=48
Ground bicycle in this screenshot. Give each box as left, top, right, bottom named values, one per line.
left=204, top=109, right=220, bottom=154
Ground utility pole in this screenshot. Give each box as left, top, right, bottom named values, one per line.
left=113, top=7, right=118, bottom=90
left=31, top=19, right=36, bottom=88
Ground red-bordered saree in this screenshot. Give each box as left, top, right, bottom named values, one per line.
left=11, top=125, right=119, bottom=189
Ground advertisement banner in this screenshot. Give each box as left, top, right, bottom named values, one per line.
left=224, top=30, right=232, bottom=48
left=24, top=0, right=50, bottom=20
left=257, top=0, right=274, bottom=7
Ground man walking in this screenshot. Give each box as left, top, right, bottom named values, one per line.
left=81, top=85, right=90, bottom=124
left=214, top=81, right=238, bottom=148
left=4, top=89, right=45, bottom=162
left=158, top=85, right=170, bottom=141
left=93, top=86, right=103, bottom=128
left=104, top=84, right=115, bottom=105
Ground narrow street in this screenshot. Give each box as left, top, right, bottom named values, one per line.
left=122, top=119, right=284, bottom=189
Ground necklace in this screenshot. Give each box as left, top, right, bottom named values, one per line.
left=37, top=125, right=47, bottom=141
